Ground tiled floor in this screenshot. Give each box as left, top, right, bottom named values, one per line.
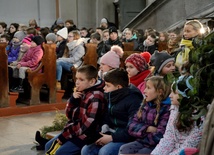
left=0, top=111, right=61, bottom=155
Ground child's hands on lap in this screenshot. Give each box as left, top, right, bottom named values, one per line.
left=146, top=126, right=157, bottom=133
left=17, top=64, right=21, bottom=69
left=95, top=133, right=112, bottom=146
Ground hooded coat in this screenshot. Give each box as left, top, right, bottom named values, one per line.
left=104, top=84, right=143, bottom=142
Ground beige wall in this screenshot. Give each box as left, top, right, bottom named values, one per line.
left=0, top=0, right=56, bottom=27
left=125, top=0, right=214, bottom=31
left=59, top=0, right=77, bottom=26
left=58, top=0, right=115, bottom=29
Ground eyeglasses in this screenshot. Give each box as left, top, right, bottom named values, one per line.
left=68, top=36, right=74, bottom=38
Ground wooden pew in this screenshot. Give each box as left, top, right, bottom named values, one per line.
left=26, top=44, right=58, bottom=105
left=123, top=42, right=134, bottom=51
left=71, top=43, right=98, bottom=82
left=0, top=43, right=18, bottom=107
left=0, top=43, right=9, bottom=107
left=83, top=43, right=98, bottom=68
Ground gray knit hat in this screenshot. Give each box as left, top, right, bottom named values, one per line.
left=56, top=18, right=64, bottom=25
left=46, top=33, right=57, bottom=43
left=14, top=31, right=26, bottom=41
left=150, top=50, right=175, bottom=74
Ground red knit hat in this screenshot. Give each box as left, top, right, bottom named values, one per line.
left=125, top=53, right=148, bottom=72
left=140, top=52, right=151, bottom=63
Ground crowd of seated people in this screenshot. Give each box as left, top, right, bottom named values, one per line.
left=1, top=18, right=211, bottom=100
left=0, top=18, right=212, bottom=155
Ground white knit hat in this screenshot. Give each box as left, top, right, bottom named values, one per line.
left=56, top=27, right=68, bottom=39
left=101, top=18, right=108, bottom=24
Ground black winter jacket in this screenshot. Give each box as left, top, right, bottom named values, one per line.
left=104, top=84, right=143, bottom=142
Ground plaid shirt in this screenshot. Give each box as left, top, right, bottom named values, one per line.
left=58, top=80, right=106, bottom=144
left=128, top=97, right=171, bottom=148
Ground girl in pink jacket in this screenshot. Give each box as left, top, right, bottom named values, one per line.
left=11, top=35, right=44, bottom=93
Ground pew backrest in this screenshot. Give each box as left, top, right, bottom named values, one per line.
left=0, top=43, right=9, bottom=107
left=123, top=42, right=134, bottom=51
left=27, top=43, right=57, bottom=104
left=83, top=43, right=98, bottom=68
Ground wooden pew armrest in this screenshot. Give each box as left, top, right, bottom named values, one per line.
left=46, top=131, right=61, bottom=139
left=26, top=62, right=43, bottom=75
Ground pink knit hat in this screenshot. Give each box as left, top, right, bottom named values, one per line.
left=100, top=45, right=124, bottom=68
left=22, top=35, right=33, bottom=45
left=125, top=53, right=148, bottom=72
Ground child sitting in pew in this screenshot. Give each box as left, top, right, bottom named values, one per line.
left=10, top=35, right=44, bottom=93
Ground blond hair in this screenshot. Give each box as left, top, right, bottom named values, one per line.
left=184, top=20, right=204, bottom=38
left=137, top=76, right=170, bottom=125
left=70, top=30, right=81, bottom=40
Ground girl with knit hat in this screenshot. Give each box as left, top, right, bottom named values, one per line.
left=119, top=76, right=171, bottom=154
left=140, top=51, right=151, bottom=64
left=98, top=45, right=124, bottom=79
left=8, top=30, right=26, bottom=64
left=10, top=35, right=44, bottom=93
left=56, top=27, right=68, bottom=58
left=46, top=33, right=57, bottom=44
left=10, top=35, right=33, bottom=65
left=125, top=53, right=151, bottom=94
left=150, top=50, right=175, bottom=76
left=9, top=35, right=33, bottom=89
left=151, top=75, right=203, bottom=155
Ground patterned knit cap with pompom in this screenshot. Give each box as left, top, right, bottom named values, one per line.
left=125, top=53, right=148, bottom=72
left=140, top=52, right=151, bottom=63
left=100, top=45, right=124, bottom=68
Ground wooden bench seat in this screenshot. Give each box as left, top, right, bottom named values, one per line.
left=26, top=44, right=61, bottom=105
left=70, top=43, right=98, bottom=82
left=46, top=131, right=61, bottom=139
left=83, top=43, right=98, bottom=68
left=123, top=42, right=134, bottom=51
left=0, top=43, right=9, bottom=107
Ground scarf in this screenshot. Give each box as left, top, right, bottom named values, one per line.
left=67, top=38, right=85, bottom=51
left=12, top=40, right=22, bottom=49
left=180, top=39, right=194, bottom=49
left=130, top=70, right=151, bottom=87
